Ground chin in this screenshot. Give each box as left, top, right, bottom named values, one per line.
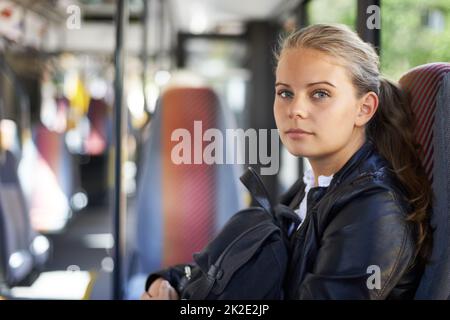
left=284, top=143, right=316, bottom=158
left=280, top=135, right=318, bottom=158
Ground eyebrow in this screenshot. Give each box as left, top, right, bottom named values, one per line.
left=275, top=81, right=336, bottom=88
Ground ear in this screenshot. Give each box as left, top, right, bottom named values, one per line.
left=355, top=91, right=378, bottom=127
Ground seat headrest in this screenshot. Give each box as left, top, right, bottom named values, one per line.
left=399, top=63, right=450, bottom=181
left=400, top=63, right=450, bottom=299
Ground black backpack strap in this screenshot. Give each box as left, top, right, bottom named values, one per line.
left=273, top=204, right=301, bottom=238
left=239, top=167, right=273, bottom=215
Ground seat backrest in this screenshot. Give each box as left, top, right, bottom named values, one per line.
left=17, top=124, right=72, bottom=233
left=134, top=86, right=245, bottom=273
left=399, top=62, right=450, bottom=299
left=0, top=149, right=35, bottom=286
left=85, top=98, right=109, bottom=156
left=0, top=122, right=50, bottom=288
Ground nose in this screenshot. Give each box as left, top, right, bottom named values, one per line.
left=288, top=98, right=308, bottom=119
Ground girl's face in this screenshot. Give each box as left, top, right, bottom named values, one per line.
left=274, top=48, right=372, bottom=160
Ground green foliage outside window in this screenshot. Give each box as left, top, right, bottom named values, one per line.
left=381, top=0, right=450, bottom=80
left=308, top=0, right=356, bottom=29
left=307, top=0, right=450, bottom=80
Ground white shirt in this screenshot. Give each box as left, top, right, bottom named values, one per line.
left=295, top=168, right=334, bottom=229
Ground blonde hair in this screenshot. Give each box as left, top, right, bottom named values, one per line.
left=276, top=23, right=433, bottom=266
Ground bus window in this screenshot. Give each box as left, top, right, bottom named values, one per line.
left=381, top=0, right=450, bottom=79
left=307, top=0, right=357, bottom=28
left=182, top=37, right=249, bottom=127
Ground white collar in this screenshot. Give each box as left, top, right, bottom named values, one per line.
left=302, top=168, right=334, bottom=189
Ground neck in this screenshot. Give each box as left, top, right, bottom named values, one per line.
left=308, top=136, right=366, bottom=187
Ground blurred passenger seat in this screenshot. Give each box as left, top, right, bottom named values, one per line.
left=399, top=62, right=450, bottom=299
left=127, top=85, right=245, bottom=298
left=19, top=124, right=72, bottom=233
left=0, top=149, right=50, bottom=289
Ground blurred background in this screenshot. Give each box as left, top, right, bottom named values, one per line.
left=0, top=0, right=449, bottom=300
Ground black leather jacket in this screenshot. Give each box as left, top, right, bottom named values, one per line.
left=146, top=140, right=423, bottom=299
left=280, top=139, right=422, bottom=299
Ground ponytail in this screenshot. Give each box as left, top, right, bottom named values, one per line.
left=367, top=78, right=434, bottom=265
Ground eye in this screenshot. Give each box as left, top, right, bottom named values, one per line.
left=277, top=90, right=294, bottom=99
left=312, top=90, right=330, bottom=99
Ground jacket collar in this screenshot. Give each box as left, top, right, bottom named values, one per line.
left=327, top=139, right=376, bottom=190
left=280, top=139, right=378, bottom=208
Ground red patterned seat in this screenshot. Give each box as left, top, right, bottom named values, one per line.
left=399, top=62, right=450, bottom=299
left=126, top=86, right=245, bottom=298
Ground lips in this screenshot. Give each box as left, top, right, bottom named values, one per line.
left=285, top=128, right=313, bottom=135
left=284, top=128, right=313, bottom=140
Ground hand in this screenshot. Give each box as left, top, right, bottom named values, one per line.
left=141, top=278, right=179, bottom=300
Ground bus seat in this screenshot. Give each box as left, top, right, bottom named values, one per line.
left=0, top=149, right=50, bottom=288
left=18, top=124, right=72, bottom=233
left=399, top=62, right=450, bottom=299
left=127, top=86, right=245, bottom=297
left=84, top=98, right=110, bottom=156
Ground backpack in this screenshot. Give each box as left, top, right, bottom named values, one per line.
left=178, top=167, right=301, bottom=300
